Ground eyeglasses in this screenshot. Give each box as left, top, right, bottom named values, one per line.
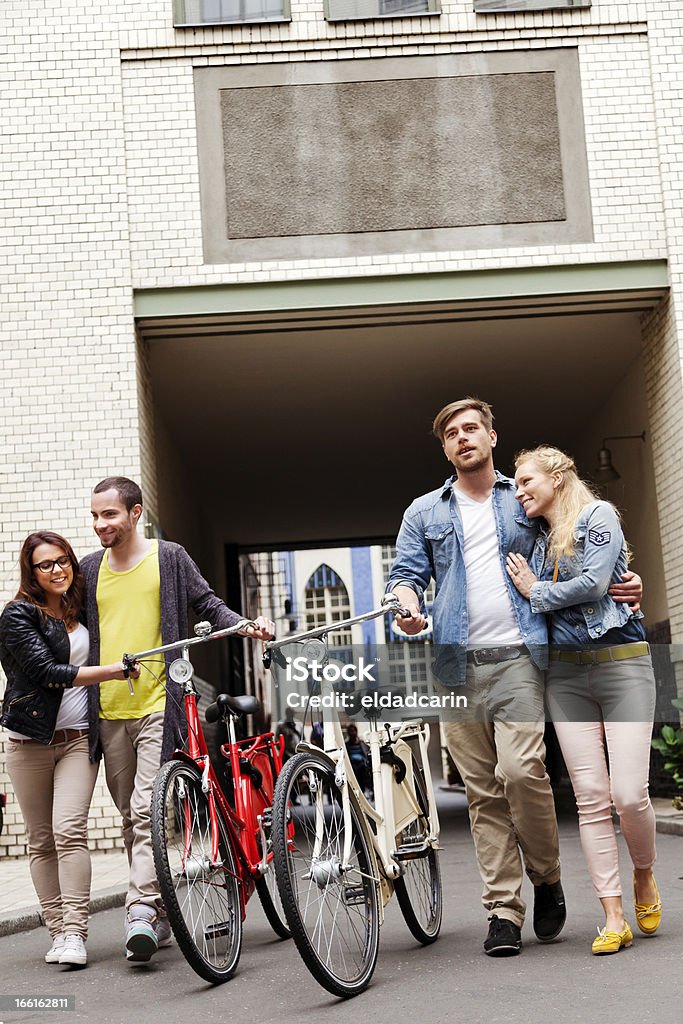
left=32, top=555, right=73, bottom=574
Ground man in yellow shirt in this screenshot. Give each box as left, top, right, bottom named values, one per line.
left=81, top=477, right=274, bottom=963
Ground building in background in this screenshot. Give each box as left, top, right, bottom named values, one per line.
left=2, top=1, right=682, bottom=855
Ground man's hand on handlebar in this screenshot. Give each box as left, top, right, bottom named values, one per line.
left=239, top=616, right=276, bottom=641
left=384, top=587, right=426, bottom=635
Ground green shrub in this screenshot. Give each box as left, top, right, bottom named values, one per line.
left=652, top=698, right=683, bottom=810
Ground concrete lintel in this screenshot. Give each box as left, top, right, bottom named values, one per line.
left=134, top=260, right=669, bottom=320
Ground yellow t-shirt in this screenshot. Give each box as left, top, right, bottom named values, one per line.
left=97, top=540, right=166, bottom=719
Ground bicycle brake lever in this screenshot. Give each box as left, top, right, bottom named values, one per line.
left=122, top=654, right=135, bottom=696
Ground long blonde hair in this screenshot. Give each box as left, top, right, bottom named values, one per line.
left=514, top=446, right=603, bottom=560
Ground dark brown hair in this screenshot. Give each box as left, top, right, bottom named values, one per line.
left=93, top=476, right=143, bottom=512
left=15, top=531, right=83, bottom=629
left=432, top=397, right=494, bottom=443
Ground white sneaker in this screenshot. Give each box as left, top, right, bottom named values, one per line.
left=156, top=915, right=173, bottom=948
left=59, top=934, right=87, bottom=967
left=45, top=933, right=66, bottom=964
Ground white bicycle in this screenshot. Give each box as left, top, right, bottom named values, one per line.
left=263, top=595, right=442, bottom=998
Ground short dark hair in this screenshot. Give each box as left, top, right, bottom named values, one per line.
left=432, top=397, right=494, bottom=442
left=93, top=476, right=143, bottom=511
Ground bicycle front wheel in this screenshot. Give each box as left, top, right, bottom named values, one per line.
left=255, top=860, right=290, bottom=939
left=272, top=752, right=380, bottom=998
left=151, top=760, right=243, bottom=984
left=393, top=757, right=442, bottom=944
left=248, top=746, right=291, bottom=939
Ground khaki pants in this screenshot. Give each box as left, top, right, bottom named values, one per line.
left=444, top=656, right=560, bottom=928
left=99, top=712, right=164, bottom=909
left=6, top=735, right=98, bottom=938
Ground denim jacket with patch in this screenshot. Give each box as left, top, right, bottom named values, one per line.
left=528, top=500, right=639, bottom=640
left=387, top=473, right=548, bottom=672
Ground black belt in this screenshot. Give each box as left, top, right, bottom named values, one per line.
left=467, top=646, right=529, bottom=667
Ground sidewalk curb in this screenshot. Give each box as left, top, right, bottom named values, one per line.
left=656, top=818, right=683, bottom=836
left=0, top=886, right=126, bottom=939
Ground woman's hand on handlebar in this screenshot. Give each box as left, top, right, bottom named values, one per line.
left=239, top=616, right=276, bottom=641
left=110, top=660, right=140, bottom=682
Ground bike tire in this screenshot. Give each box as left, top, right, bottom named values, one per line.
left=247, top=745, right=291, bottom=939
left=151, top=759, right=243, bottom=984
left=393, top=756, right=442, bottom=945
left=272, top=752, right=380, bottom=999
left=255, top=863, right=290, bottom=939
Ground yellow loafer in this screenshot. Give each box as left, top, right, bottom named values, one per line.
left=591, top=922, right=633, bottom=955
left=634, top=872, right=662, bottom=934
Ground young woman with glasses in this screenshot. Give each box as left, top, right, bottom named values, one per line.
left=0, top=531, right=137, bottom=968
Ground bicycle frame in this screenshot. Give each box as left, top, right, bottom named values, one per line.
left=126, top=623, right=284, bottom=915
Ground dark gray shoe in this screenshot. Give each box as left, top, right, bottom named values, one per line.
left=125, top=904, right=159, bottom=963
left=483, top=915, right=522, bottom=957
left=533, top=881, right=566, bottom=942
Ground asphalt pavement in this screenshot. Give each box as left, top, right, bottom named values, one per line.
left=0, top=790, right=681, bottom=1024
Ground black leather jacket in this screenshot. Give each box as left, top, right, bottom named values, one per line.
left=0, top=600, right=81, bottom=743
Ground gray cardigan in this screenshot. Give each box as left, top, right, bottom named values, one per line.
left=80, top=540, right=241, bottom=763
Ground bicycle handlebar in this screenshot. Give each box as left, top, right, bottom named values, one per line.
left=122, top=618, right=258, bottom=671
left=263, top=594, right=412, bottom=655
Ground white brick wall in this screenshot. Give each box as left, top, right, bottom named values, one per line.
left=1, top=2, right=140, bottom=857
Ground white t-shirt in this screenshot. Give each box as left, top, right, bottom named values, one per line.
left=8, top=622, right=90, bottom=739
left=55, top=623, right=89, bottom=730
left=454, top=487, right=523, bottom=647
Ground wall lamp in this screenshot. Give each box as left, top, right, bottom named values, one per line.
left=594, top=432, right=646, bottom=483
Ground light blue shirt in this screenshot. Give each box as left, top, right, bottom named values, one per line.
left=387, top=472, right=548, bottom=682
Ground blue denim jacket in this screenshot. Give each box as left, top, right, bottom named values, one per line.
left=528, top=500, right=641, bottom=640
left=387, top=473, right=548, bottom=678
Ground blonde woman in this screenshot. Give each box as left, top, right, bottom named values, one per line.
left=505, top=447, right=660, bottom=956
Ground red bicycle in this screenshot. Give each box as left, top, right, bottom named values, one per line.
left=123, top=619, right=290, bottom=985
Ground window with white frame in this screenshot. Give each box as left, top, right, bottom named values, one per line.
left=304, top=565, right=353, bottom=649
left=474, top=1, right=590, bottom=12
left=325, top=0, right=439, bottom=22
left=174, top=0, right=290, bottom=26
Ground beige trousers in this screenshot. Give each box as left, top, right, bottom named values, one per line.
left=6, top=735, right=98, bottom=938
left=99, top=712, right=164, bottom=909
left=443, top=656, right=560, bottom=928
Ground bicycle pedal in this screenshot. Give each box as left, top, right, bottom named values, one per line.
left=342, top=885, right=368, bottom=906
left=393, top=841, right=431, bottom=861
left=204, top=922, right=232, bottom=940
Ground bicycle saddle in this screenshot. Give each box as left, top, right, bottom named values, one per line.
left=205, top=692, right=261, bottom=723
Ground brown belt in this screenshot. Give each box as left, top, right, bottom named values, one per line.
left=9, top=727, right=89, bottom=746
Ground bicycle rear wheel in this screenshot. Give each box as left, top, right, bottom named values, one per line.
left=272, top=752, right=380, bottom=998
left=393, top=757, right=442, bottom=944
left=151, top=759, right=243, bottom=984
